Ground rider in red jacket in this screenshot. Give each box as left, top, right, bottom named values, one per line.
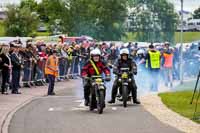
left=81, top=48, right=110, bottom=106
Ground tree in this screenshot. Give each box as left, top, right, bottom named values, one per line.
left=4, top=5, right=39, bottom=36
left=128, top=0, right=178, bottom=43
left=4, top=0, right=128, bottom=40
left=193, top=7, right=200, bottom=19
left=68, top=0, right=128, bottom=40
left=37, top=0, right=70, bottom=33
left=9, top=0, right=128, bottom=40
left=20, top=0, right=38, bottom=11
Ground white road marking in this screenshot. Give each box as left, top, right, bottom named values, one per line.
left=71, top=100, right=88, bottom=111
left=112, top=107, right=117, bottom=111
left=41, top=96, right=76, bottom=99
left=71, top=107, right=88, bottom=111
left=74, top=100, right=84, bottom=103
left=48, top=107, right=63, bottom=111
left=48, top=108, right=54, bottom=111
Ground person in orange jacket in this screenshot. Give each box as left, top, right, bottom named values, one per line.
left=45, top=50, right=59, bottom=95
left=162, top=42, right=174, bottom=88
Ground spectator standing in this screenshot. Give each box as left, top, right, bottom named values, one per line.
left=0, top=44, right=12, bottom=95
left=10, top=44, right=22, bottom=94
left=45, top=50, right=59, bottom=95
left=145, top=44, right=161, bottom=91
left=22, top=44, right=34, bottom=87
left=58, top=45, right=68, bottom=80
left=162, top=42, right=174, bottom=88
left=72, top=45, right=80, bottom=78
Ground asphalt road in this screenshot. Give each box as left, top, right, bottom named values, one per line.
left=9, top=79, right=183, bottom=133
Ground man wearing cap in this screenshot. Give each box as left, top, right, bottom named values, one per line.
left=45, top=50, right=59, bottom=95
left=10, top=43, right=22, bottom=94
left=145, top=44, right=161, bottom=91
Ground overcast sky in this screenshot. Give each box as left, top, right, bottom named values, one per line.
left=168, top=0, right=200, bottom=12
left=0, top=0, right=200, bottom=12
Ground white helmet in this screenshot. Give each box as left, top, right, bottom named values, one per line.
left=90, top=48, right=101, bottom=56
left=120, top=48, right=129, bottom=55
left=123, top=43, right=129, bottom=47
left=137, top=49, right=145, bottom=55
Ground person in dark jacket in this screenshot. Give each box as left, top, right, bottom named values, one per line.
left=0, top=44, right=12, bottom=95
left=10, top=44, right=22, bottom=94
left=108, top=48, right=140, bottom=104
left=22, top=44, right=34, bottom=87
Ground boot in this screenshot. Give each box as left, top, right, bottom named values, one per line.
left=84, top=99, right=89, bottom=106
left=133, top=99, right=141, bottom=104
left=108, top=99, right=115, bottom=104
left=132, top=87, right=140, bottom=104
left=90, top=95, right=97, bottom=110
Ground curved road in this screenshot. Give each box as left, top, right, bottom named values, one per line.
left=9, top=79, right=183, bottom=133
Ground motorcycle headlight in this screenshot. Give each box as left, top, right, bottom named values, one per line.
left=128, top=78, right=132, bottom=82
left=118, top=78, right=122, bottom=82
left=122, top=73, right=128, bottom=79
left=95, top=78, right=103, bottom=84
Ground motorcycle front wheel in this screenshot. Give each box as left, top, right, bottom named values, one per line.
left=122, top=85, right=128, bottom=108
left=97, top=90, right=105, bottom=114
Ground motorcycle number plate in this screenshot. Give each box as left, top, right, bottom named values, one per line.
left=123, top=83, right=128, bottom=86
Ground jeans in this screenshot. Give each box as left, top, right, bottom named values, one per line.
left=163, top=68, right=173, bottom=86
left=12, top=70, right=20, bottom=93
left=149, top=69, right=160, bottom=91
left=47, top=74, right=55, bottom=95
left=1, top=69, right=10, bottom=93
left=64, top=59, right=69, bottom=77
left=70, top=57, right=76, bottom=75
left=23, top=66, right=31, bottom=82
left=59, top=58, right=67, bottom=79
left=73, top=57, right=79, bottom=75
left=36, top=66, right=43, bottom=81
left=80, top=59, right=84, bottom=70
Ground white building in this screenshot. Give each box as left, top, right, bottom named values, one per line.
left=0, top=5, right=6, bottom=20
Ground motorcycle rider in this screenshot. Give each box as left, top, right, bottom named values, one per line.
left=81, top=48, right=111, bottom=107
left=108, top=48, right=140, bottom=104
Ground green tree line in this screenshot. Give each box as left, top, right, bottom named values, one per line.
left=3, top=0, right=180, bottom=41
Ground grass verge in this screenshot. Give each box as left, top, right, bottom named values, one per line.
left=159, top=90, right=200, bottom=123
left=0, top=21, right=5, bottom=36
left=123, top=32, right=200, bottom=43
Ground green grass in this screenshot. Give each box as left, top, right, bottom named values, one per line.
left=159, top=91, right=200, bottom=123
left=35, top=31, right=51, bottom=36
left=175, top=32, right=200, bottom=43
left=0, top=21, right=5, bottom=36
left=123, top=32, right=200, bottom=43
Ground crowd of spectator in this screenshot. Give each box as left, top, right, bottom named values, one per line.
left=0, top=38, right=199, bottom=95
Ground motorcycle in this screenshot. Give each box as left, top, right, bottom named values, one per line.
left=88, top=75, right=106, bottom=114
left=118, top=68, right=132, bottom=107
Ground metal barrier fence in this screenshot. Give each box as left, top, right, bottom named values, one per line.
left=0, top=56, right=81, bottom=91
